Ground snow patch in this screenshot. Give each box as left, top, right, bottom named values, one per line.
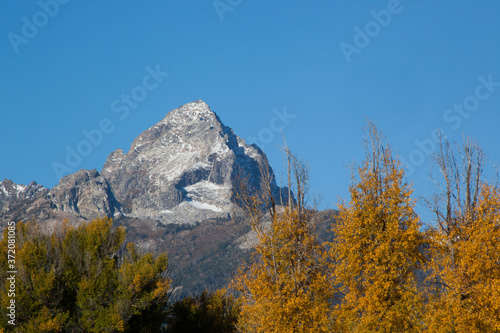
left=183, top=181, right=232, bottom=206
left=211, top=140, right=230, bottom=156
left=189, top=161, right=211, bottom=171
left=184, top=181, right=230, bottom=192
left=14, top=184, right=26, bottom=194
left=0, top=183, right=8, bottom=196
left=188, top=200, right=223, bottom=212
left=243, top=144, right=259, bottom=159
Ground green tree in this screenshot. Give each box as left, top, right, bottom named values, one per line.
left=165, top=289, right=240, bottom=333
left=0, top=217, right=171, bottom=332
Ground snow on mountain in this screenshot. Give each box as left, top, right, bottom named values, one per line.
left=0, top=182, right=8, bottom=197
left=101, top=100, right=289, bottom=224
left=0, top=179, right=47, bottom=201
left=2, top=100, right=289, bottom=226
left=0, top=179, right=49, bottom=214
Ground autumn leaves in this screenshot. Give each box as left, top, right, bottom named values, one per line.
left=331, top=123, right=425, bottom=332
left=234, top=123, right=500, bottom=332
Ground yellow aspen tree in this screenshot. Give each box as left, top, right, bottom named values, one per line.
left=457, top=184, right=500, bottom=331
left=233, top=146, right=335, bottom=333
left=332, top=122, right=426, bottom=332
left=424, top=137, right=500, bottom=332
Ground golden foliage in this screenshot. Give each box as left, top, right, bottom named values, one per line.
left=235, top=208, right=334, bottom=333
left=3, top=128, right=500, bottom=332
left=233, top=147, right=335, bottom=333
left=425, top=183, right=500, bottom=332
left=331, top=123, right=426, bottom=332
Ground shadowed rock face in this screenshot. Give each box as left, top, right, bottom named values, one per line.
left=47, top=169, right=121, bottom=220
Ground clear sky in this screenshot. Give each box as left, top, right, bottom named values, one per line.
left=1, top=1, right=500, bottom=223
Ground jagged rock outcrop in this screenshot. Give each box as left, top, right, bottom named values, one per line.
left=2, top=100, right=288, bottom=225
left=0, top=179, right=48, bottom=213
left=47, top=169, right=121, bottom=220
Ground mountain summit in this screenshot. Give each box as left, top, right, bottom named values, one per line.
left=101, top=100, right=286, bottom=223
left=1, top=100, right=287, bottom=225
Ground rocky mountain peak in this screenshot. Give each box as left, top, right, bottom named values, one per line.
left=0, top=179, right=48, bottom=202
left=161, top=100, right=219, bottom=126
left=0, top=100, right=294, bottom=296
left=101, top=100, right=287, bottom=224
left=0, top=179, right=49, bottom=215
left=102, top=149, right=125, bottom=176
left=1, top=100, right=288, bottom=226
left=128, top=100, right=224, bottom=155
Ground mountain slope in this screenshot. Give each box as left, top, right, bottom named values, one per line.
left=0, top=100, right=299, bottom=295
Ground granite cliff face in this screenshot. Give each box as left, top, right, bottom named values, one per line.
left=1, top=100, right=287, bottom=225
left=47, top=169, right=122, bottom=220
left=101, top=100, right=286, bottom=224
left=0, top=179, right=48, bottom=213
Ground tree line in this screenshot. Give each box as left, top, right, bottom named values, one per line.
left=1, top=123, right=500, bottom=332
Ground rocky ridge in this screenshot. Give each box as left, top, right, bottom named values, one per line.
left=0, top=100, right=299, bottom=296
left=0, top=179, right=49, bottom=213
left=1, top=100, right=287, bottom=225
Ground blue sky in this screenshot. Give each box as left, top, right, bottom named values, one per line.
left=1, top=1, right=500, bottom=223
